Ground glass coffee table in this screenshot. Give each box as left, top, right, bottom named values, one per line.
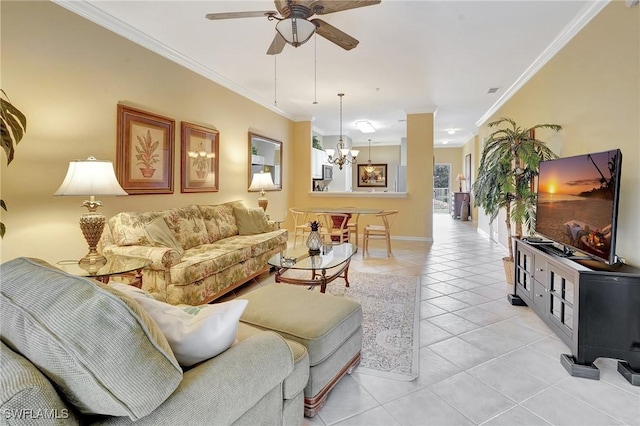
left=268, top=243, right=356, bottom=293
left=57, top=255, right=151, bottom=288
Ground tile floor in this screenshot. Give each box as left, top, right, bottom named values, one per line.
left=231, top=213, right=639, bottom=426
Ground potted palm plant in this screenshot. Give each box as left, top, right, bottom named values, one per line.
left=1, top=90, right=28, bottom=237
left=473, top=117, right=561, bottom=286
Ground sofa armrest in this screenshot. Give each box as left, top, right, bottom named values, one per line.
left=102, top=244, right=181, bottom=270
left=267, top=220, right=280, bottom=231
left=100, top=331, right=294, bottom=426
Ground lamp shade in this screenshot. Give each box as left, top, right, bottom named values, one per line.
left=456, top=173, right=466, bottom=182
left=249, top=172, right=276, bottom=191
left=276, top=17, right=316, bottom=47
left=54, top=156, right=128, bottom=196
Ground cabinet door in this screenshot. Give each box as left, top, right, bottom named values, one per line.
left=515, top=244, right=535, bottom=300
left=533, top=280, right=547, bottom=310
left=547, top=263, right=577, bottom=338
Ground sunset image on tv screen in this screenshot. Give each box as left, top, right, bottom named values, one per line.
left=535, top=150, right=620, bottom=262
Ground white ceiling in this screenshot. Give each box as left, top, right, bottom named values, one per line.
left=54, top=0, right=606, bottom=147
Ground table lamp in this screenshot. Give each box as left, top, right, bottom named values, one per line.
left=249, top=171, right=276, bottom=211
left=54, top=156, right=128, bottom=267
left=456, top=173, right=467, bottom=192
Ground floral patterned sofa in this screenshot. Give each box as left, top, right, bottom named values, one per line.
left=101, top=200, right=287, bottom=305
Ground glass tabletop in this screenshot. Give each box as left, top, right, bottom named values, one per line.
left=269, top=243, right=356, bottom=271
left=57, top=255, right=151, bottom=278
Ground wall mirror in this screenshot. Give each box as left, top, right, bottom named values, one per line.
left=248, top=132, right=282, bottom=191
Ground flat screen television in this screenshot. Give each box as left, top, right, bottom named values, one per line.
left=535, top=149, right=622, bottom=264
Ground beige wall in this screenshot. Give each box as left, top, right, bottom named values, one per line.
left=476, top=2, right=640, bottom=266
left=462, top=135, right=480, bottom=224
left=0, top=1, right=293, bottom=262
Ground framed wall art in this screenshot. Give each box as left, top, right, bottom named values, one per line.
left=181, top=122, right=219, bottom=193
left=116, top=104, right=174, bottom=194
left=357, top=163, right=387, bottom=187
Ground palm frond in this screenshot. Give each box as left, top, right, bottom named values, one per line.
left=0, top=91, right=27, bottom=166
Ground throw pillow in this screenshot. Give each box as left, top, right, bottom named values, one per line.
left=1, top=341, right=79, bottom=424
left=0, top=257, right=182, bottom=420
left=144, top=216, right=185, bottom=258
left=110, top=283, right=248, bottom=367
left=234, top=206, right=272, bottom=235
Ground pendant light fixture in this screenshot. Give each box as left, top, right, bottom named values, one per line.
left=364, top=138, right=376, bottom=173
left=326, top=93, right=359, bottom=170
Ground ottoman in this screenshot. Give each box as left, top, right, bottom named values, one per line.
left=240, top=283, right=363, bottom=417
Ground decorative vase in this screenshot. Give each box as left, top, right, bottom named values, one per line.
left=306, top=222, right=323, bottom=255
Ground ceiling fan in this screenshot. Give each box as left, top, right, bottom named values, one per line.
left=205, top=0, right=381, bottom=55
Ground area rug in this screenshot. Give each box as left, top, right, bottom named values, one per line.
left=324, top=271, right=420, bottom=381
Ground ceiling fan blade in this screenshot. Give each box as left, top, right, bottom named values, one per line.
left=266, top=33, right=287, bottom=55
left=312, top=19, right=359, bottom=50
left=205, top=11, right=277, bottom=20
left=274, top=0, right=292, bottom=17
left=309, top=0, right=380, bottom=15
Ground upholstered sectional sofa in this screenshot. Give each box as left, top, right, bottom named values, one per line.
left=101, top=200, right=288, bottom=305
left=1, top=257, right=309, bottom=425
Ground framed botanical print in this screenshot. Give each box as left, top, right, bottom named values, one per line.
left=181, top=122, right=219, bottom=193
left=116, top=104, right=174, bottom=194
left=357, top=163, right=387, bottom=187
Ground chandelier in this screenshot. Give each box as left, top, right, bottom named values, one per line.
left=364, top=139, right=376, bottom=173
left=326, top=93, right=359, bottom=170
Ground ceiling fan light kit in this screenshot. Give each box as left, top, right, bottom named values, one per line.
left=276, top=16, right=316, bottom=47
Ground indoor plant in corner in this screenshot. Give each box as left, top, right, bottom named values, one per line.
left=0, top=90, right=28, bottom=238
left=473, top=117, right=561, bottom=290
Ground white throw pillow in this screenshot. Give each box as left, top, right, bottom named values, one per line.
left=110, top=283, right=248, bottom=367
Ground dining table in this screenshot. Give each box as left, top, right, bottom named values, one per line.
left=294, top=207, right=383, bottom=244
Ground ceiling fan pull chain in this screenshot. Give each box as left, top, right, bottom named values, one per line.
left=274, top=54, right=277, bottom=106
left=313, top=33, right=318, bottom=105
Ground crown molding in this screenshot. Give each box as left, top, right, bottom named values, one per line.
left=51, top=0, right=294, bottom=121
left=475, top=0, right=610, bottom=127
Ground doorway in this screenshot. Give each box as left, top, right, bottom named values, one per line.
left=433, top=163, right=451, bottom=214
